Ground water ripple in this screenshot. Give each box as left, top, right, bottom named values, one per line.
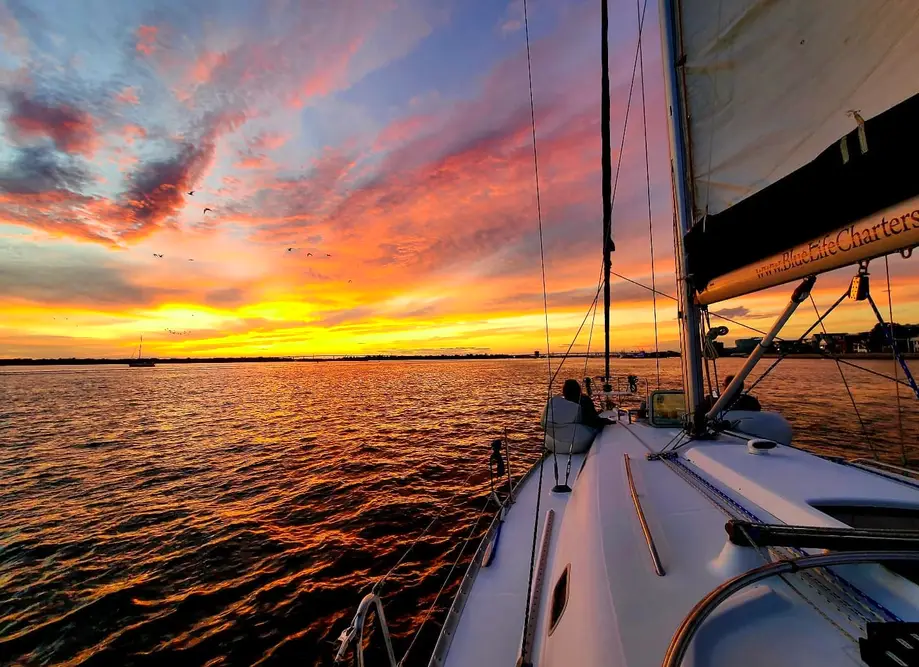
left=1, top=359, right=916, bottom=665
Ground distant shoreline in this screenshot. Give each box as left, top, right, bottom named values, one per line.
left=0, top=352, right=682, bottom=366
left=0, top=355, right=539, bottom=366
left=2, top=351, right=915, bottom=367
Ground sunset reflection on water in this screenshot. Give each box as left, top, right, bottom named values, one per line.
left=1, top=358, right=916, bottom=664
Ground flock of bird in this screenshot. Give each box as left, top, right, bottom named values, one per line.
left=150, top=248, right=337, bottom=263
left=144, top=191, right=347, bottom=275
left=54, top=189, right=360, bottom=344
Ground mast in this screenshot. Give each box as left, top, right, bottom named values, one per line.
left=659, top=0, right=705, bottom=423
left=601, top=0, right=613, bottom=382
left=139, top=335, right=143, bottom=359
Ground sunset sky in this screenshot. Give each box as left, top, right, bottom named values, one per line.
left=2, top=0, right=917, bottom=359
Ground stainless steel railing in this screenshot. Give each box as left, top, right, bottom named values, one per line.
left=661, top=551, right=919, bottom=667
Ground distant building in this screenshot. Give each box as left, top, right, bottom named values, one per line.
left=534, top=350, right=541, bottom=358
left=812, top=332, right=869, bottom=354
left=735, top=337, right=762, bottom=354
left=813, top=333, right=845, bottom=354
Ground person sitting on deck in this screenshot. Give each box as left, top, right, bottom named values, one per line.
left=540, top=379, right=613, bottom=453
left=720, top=374, right=762, bottom=412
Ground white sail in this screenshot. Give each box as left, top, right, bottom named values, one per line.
left=680, top=0, right=919, bottom=218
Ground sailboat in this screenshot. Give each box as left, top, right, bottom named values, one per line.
left=128, top=335, right=155, bottom=367
left=336, top=1, right=919, bottom=665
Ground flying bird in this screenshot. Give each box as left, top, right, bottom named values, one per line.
left=348, top=280, right=352, bottom=283
left=307, top=252, right=313, bottom=257
left=203, top=207, right=212, bottom=215
left=153, top=253, right=163, bottom=258
left=287, top=247, right=294, bottom=252
left=187, top=190, right=194, bottom=196
left=188, top=258, right=194, bottom=262
left=326, top=253, right=331, bottom=257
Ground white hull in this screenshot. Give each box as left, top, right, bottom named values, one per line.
left=435, top=416, right=919, bottom=666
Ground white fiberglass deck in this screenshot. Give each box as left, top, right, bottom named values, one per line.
left=438, top=452, right=585, bottom=667
left=436, top=416, right=919, bottom=667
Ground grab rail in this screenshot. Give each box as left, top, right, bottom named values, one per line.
left=334, top=592, right=397, bottom=666
left=662, top=551, right=919, bottom=667
left=849, top=458, right=919, bottom=479
left=624, top=454, right=665, bottom=576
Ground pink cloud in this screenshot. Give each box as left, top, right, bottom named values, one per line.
left=295, top=36, right=364, bottom=106
left=373, top=113, right=432, bottom=150
left=118, top=124, right=147, bottom=145
left=499, top=0, right=524, bottom=35
left=190, top=51, right=228, bottom=84
left=114, top=86, right=140, bottom=105
left=0, top=3, right=27, bottom=57
left=115, top=110, right=248, bottom=240
left=6, top=92, right=99, bottom=157
left=136, top=25, right=158, bottom=56
left=0, top=190, right=115, bottom=245
left=234, top=151, right=273, bottom=170
left=247, top=131, right=289, bottom=152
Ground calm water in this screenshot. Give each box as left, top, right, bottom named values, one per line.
left=1, top=358, right=917, bottom=665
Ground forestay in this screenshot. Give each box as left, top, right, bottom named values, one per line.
left=673, top=0, right=919, bottom=299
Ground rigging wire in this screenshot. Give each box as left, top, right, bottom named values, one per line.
left=699, top=311, right=715, bottom=397
left=602, top=0, right=648, bottom=381
left=745, top=283, right=914, bottom=395
left=558, top=266, right=604, bottom=490
left=521, top=0, right=649, bottom=655
left=520, top=0, right=549, bottom=660
left=636, top=0, right=660, bottom=388
left=548, top=268, right=603, bottom=503
left=608, top=267, right=915, bottom=389
left=609, top=0, right=649, bottom=219
left=549, top=266, right=604, bottom=387
left=885, top=256, right=908, bottom=465
left=398, top=496, right=493, bottom=667
left=583, top=272, right=602, bottom=380
left=704, top=310, right=720, bottom=393
left=608, top=269, right=775, bottom=338
left=809, top=294, right=878, bottom=461
left=371, top=468, right=479, bottom=593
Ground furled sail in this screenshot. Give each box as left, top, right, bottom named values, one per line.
left=673, top=0, right=919, bottom=304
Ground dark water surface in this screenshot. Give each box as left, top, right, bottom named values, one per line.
left=2, top=358, right=917, bottom=665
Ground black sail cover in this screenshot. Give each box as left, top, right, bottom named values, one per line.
left=675, top=0, right=919, bottom=301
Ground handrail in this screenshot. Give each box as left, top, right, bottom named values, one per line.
left=662, top=551, right=919, bottom=667
left=849, top=458, right=919, bottom=479
left=518, top=509, right=556, bottom=666
left=430, top=453, right=548, bottom=666
left=334, top=592, right=397, bottom=666
left=624, top=454, right=665, bottom=576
